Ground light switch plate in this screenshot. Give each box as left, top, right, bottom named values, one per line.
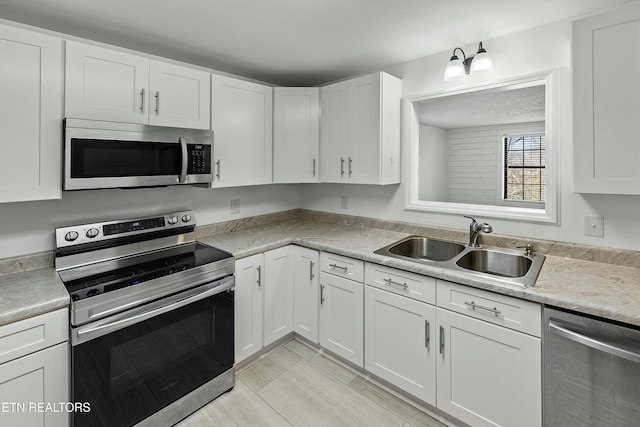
left=231, top=199, right=241, bottom=214
left=341, top=196, right=348, bottom=210
left=584, top=216, right=604, bottom=238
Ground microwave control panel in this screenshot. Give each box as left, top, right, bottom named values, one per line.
left=188, top=144, right=211, bottom=174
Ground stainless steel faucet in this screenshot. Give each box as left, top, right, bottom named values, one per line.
left=464, top=215, right=492, bottom=247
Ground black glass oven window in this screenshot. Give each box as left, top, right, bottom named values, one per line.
left=70, top=139, right=181, bottom=178
left=72, top=290, right=234, bottom=427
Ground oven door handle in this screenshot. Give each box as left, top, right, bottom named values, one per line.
left=179, top=137, right=188, bottom=183
left=72, top=276, right=234, bottom=346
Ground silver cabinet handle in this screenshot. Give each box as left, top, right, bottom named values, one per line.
left=425, top=320, right=430, bottom=349
left=140, top=88, right=145, bottom=113
left=549, top=321, right=640, bottom=364
left=216, top=159, right=221, bottom=180
left=320, top=283, right=325, bottom=305
left=340, top=157, right=345, bottom=177
left=348, top=157, right=353, bottom=177
left=256, top=265, right=261, bottom=287
left=329, top=263, right=348, bottom=272
left=313, top=158, right=316, bottom=177
left=439, top=325, right=445, bottom=354
left=155, top=91, right=160, bottom=114
left=383, top=278, right=408, bottom=290
left=178, top=137, right=188, bottom=183
left=464, top=301, right=501, bottom=317
left=309, top=260, right=315, bottom=281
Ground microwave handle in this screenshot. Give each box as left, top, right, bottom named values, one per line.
left=179, top=137, right=188, bottom=183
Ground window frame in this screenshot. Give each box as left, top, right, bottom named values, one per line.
left=500, top=132, right=546, bottom=209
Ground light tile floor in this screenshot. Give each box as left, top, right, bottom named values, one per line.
left=177, top=339, right=450, bottom=427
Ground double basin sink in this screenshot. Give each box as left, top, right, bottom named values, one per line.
left=374, top=236, right=545, bottom=287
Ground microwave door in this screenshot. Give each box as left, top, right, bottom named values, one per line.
left=65, top=139, right=182, bottom=190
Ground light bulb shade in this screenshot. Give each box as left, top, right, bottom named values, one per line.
left=444, top=58, right=465, bottom=81
left=470, top=51, right=493, bottom=73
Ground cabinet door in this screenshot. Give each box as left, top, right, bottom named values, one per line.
left=235, top=254, right=264, bottom=363
left=0, top=342, right=68, bottom=427
left=0, top=25, right=62, bottom=203
left=148, top=60, right=210, bottom=129
left=365, top=286, right=436, bottom=405
left=320, top=80, right=349, bottom=182
left=211, top=74, right=273, bottom=187
left=573, top=3, right=640, bottom=194
left=263, top=246, right=294, bottom=346
left=273, top=87, right=320, bottom=183
left=436, top=308, right=541, bottom=427
left=349, top=73, right=381, bottom=184
left=319, top=272, right=364, bottom=367
left=292, top=246, right=319, bottom=343
left=65, top=41, right=149, bottom=124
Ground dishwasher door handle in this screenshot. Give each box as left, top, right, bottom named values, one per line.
left=549, top=321, right=640, bottom=364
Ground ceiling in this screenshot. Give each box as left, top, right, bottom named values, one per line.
left=0, top=0, right=633, bottom=86
left=417, top=84, right=546, bottom=129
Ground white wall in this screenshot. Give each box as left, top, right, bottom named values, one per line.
left=302, top=19, right=640, bottom=252
left=0, top=184, right=300, bottom=258
left=418, top=124, right=447, bottom=201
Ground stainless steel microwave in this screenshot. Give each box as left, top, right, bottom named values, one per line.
left=63, top=119, right=213, bottom=190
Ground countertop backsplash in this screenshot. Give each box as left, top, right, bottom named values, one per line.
left=4, top=209, right=640, bottom=272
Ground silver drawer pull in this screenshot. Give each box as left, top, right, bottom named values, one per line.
left=329, top=263, right=348, bottom=272
left=464, top=300, right=501, bottom=317
left=309, top=260, right=315, bottom=281
left=383, top=278, right=408, bottom=290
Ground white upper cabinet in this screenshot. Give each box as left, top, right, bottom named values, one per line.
left=65, top=41, right=149, bottom=124
left=0, top=24, right=63, bottom=203
left=320, top=72, right=401, bottom=185
left=573, top=3, right=640, bottom=194
left=211, top=74, right=273, bottom=187
left=148, top=60, right=210, bottom=129
left=65, top=41, right=210, bottom=129
left=273, top=87, right=320, bottom=183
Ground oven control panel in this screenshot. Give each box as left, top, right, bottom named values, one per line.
left=55, top=211, right=196, bottom=248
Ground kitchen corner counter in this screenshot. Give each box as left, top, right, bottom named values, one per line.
left=199, top=218, right=640, bottom=328
left=0, top=266, right=69, bottom=327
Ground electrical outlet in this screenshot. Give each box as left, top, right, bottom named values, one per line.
left=341, top=196, right=348, bottom=210
left=584, top=216, right=604, bottom=238
left=230, top=199, right=241, bottom=214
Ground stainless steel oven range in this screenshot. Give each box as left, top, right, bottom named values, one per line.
left=55, top=211, right=234, bottom=427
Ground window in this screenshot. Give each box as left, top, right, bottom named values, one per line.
left=503, top=134, right=545, bottom=203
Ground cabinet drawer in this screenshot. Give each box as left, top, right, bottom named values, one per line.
left=0, top=309, right=68, bottom=365
left=365, top=263, right=435, bottom=304
left=437, top=280, right=541, bottom=337
left=320, top=252, right=364, bottom=283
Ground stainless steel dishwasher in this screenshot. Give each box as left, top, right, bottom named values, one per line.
left=543, top=306, right=640, bottom=426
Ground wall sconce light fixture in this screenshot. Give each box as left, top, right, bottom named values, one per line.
left=443, top=42, right=493, bottom=81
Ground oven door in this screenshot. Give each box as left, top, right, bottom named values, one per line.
left=71, top=277, right=234, bottom=427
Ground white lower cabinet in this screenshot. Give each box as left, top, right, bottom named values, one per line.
left=263, top=246, right=294, bottom=346
left=436, top=283, right=542, bottom=427
left=319, top=267, right=364, bottom=367
left=235, top=247, right=296, bottom=364
left=235, top=253, right=264, bottom=363
left=364, top=285, right=436, bottom=405
left=292, top=246, right=320, bottom=343
left=0, top=309, right=69, bottom=427
left=236, top=248, right=542, bottom=426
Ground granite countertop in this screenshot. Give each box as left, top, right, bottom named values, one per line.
left=199, top=218, right=640, bottom=328
left=0, top=266, right=69, bottom=327
left=2, top=214, right=640, bottom=329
